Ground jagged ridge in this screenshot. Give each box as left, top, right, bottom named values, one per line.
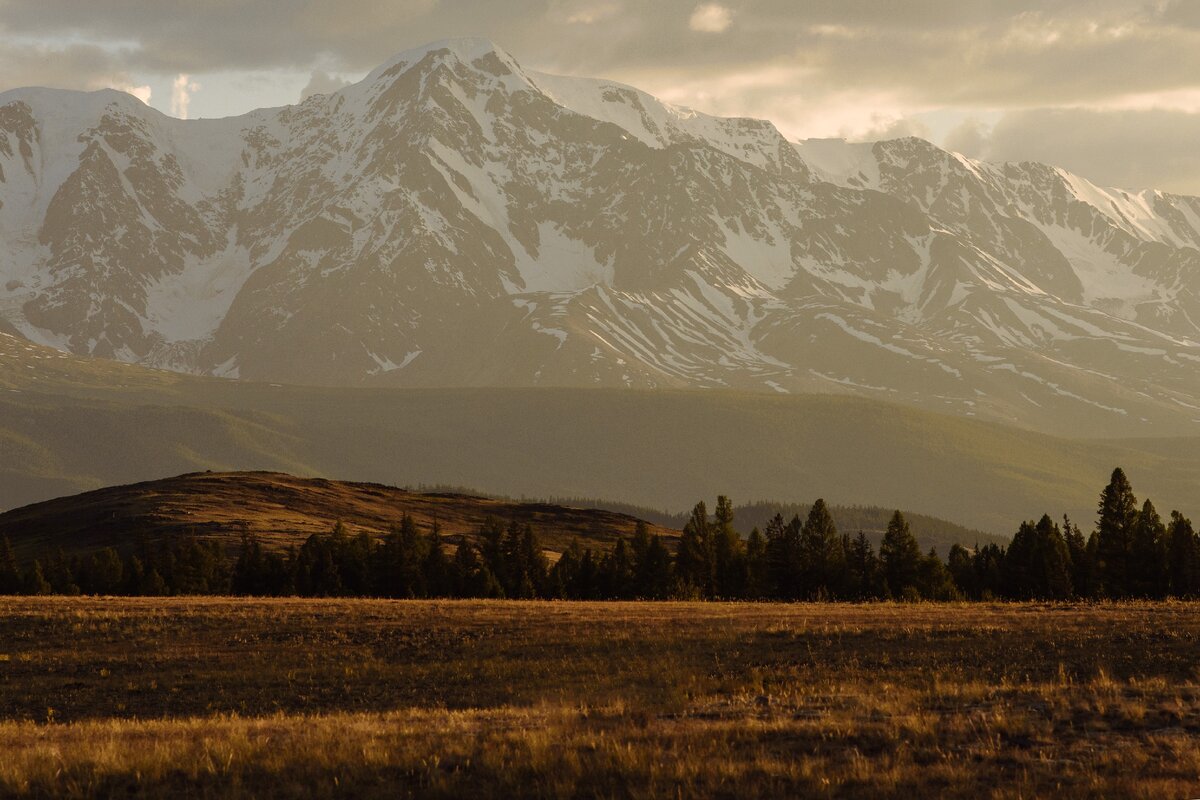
left=1, top=38, right=1199, bottom=436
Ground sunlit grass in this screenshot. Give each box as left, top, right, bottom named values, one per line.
left=1, top=597, right=1198, bottom=797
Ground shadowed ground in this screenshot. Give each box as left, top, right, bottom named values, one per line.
left=0, top=598, right=1197, bottom=797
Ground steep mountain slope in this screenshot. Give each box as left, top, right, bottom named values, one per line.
left=0, top=38, right=1199, bottom=436
left=1, top=333, right=1197, bottom=535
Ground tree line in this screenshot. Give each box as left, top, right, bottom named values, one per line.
left=0, top=468, right=1195, bottom=601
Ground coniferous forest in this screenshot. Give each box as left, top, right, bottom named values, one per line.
left=1, top=468, right=1194, bottom=601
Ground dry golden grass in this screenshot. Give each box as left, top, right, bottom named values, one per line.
left=0, top=471, right=678, bottom=559
left=1, top=598, right=1199, bottom=797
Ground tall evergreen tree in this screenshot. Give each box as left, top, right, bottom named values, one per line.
left=0, top=537, right=21, bottom=595
left=1129, top=499, right=1167, bottom=598
left=23, top=560, right=50, bottom=596
left=1096, top=467, right=1139, bottom=598
left=675, top=501, right=712, bottom=597
left=879, top=511, right=922, bottom=599
left=743, top=528, right=770, bottom=599
left=44, top=548, right=80, bottom=595
left=422, top=524, right=451, bottom=597
left=80, top=547, right=124, bottom=595
left=711, top=496, right=745, bottom=598
left=846, top=531, right=881, bottom=600
left=799, top=499, right=841, bottom=599
left=1063, top=515, right=1097, bottom=599
left=1167, top=511, right=1198, bottom=598
left=634, top=533, right=673, bottom=599
left=599, top=538, right=636, bottom=599
left=917, top=548, right=960, bottom=601
left=947, top=544, right=976, bottom=599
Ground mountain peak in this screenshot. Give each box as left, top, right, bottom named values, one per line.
left=365, top=37, right=523, bottom=83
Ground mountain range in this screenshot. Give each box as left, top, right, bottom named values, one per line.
left=1, top=38, right=1199, bottom=438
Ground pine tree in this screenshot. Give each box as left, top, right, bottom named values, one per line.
left=799, top=499, right=840, bottom=599
left=1129, top=499, right=1167, bottom=598
left=674, top=501, right=712, bottom=597
left=765, top=514, right=804, bottom=600
left=23, top=560, right=50, bottom=596
left=81, top=547, right=124, bottom=595
left=1096, top=467, right=1138, bottom=598
left=917, top=548, right=960, bottom=601
left=422, top=524, right=451, bottom=598
left=121, top=555, right=146, bottom=596
left=140, top=566, right=169, bottom=596
left=1063, top=515, right=1096, bottom=599
left=1003, top=521, right=1037, bottom=599
left=880, top=511, right=922, bottom=599
left=846, top=531, right=880, bottom=600
left=972, top=543, right=1005, bottom=600
left=0, top=537, right=21, bottom=595
left=947, top=544, right=976, bottom=599
left=711, top=496, right=746, bottom=598
left=45, top=548, right=80, bottom=595
left=599, top=539, right=635, bottom=598
left=635, top=534, right=673, bottom=599
left=763, top=513, right=790, bottom=599
left=743, top=528, right=770, bottom=599
left=1167, top=512, right=1198, bottom=598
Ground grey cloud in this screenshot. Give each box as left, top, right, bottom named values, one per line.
left=947, top=108, right=1200, bottom=195
left=3, top=0, right=1195, bottom=101
left=942, top=118, right=992, bottom=159
left=855, top=116, right=932, bottom=143
left=3, top=1, right=1200, bottom=193
left=0, top=41, right=135, bottom=92
left=299, top=70, right=352, bottom=101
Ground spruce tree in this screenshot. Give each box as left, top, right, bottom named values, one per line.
left=1129, top=499, right=1167, bottom=598
left=23, top=560, right=50, bottom=595
left=82, top=548, right=124, bottom=595
left=1002, top=521, right=1037, bottom=599
left=947, top=544, right=976, bottom=599
left=847, top=531, right=880, bottom=600
left=1096, top=467, right=1138, bottom=598
left=45, top=548, right=80, bottom=595
left=422, top=525, right=451, bottom=598
left=674, top=501, right=712, bottom=597
left=1033, top=514, right=1073, bottom=600
left=638, top=535, right=673, bottom=599
left=711, top=496, right=745, bottom=598
left=599, top=538, right=635, bottom=599
left=0, top=537, right=21, bottom=595
left=763, top=513, right=790, bottom=599
left=1063, top=515, right=1096, bottom=599
left=917, top=548, right=959, bottom=601
left=799, top=499, right=840, bottom=599
left=743, top=528, right=770, bottom=599
left=1167, top=512, right=1198, bottom=598
left=879, top=511, right=922, bottom=599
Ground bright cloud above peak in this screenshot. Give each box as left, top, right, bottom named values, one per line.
left=170, top=73, right=199, bottom=120
left=689, top=3, right=733, bottom=33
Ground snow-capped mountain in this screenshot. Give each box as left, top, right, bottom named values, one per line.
left=1, top=38, right=1199, bottom=436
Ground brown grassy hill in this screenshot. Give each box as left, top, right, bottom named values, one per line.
left=0, top=471, right=678, bottom=559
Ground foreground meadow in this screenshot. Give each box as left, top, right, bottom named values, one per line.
left=0, top=599, right=1197, bottom=798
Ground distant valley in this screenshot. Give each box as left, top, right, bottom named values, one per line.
left=2, top=332, right=1198, bottom=535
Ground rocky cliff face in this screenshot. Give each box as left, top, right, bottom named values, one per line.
left=1, top=38, right=1198, bottom=435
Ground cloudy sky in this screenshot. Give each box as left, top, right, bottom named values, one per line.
left=2, top=0, right=1199, bottom=193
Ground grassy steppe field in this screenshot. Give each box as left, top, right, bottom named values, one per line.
left=0, top=598, right=1198, bottom=798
